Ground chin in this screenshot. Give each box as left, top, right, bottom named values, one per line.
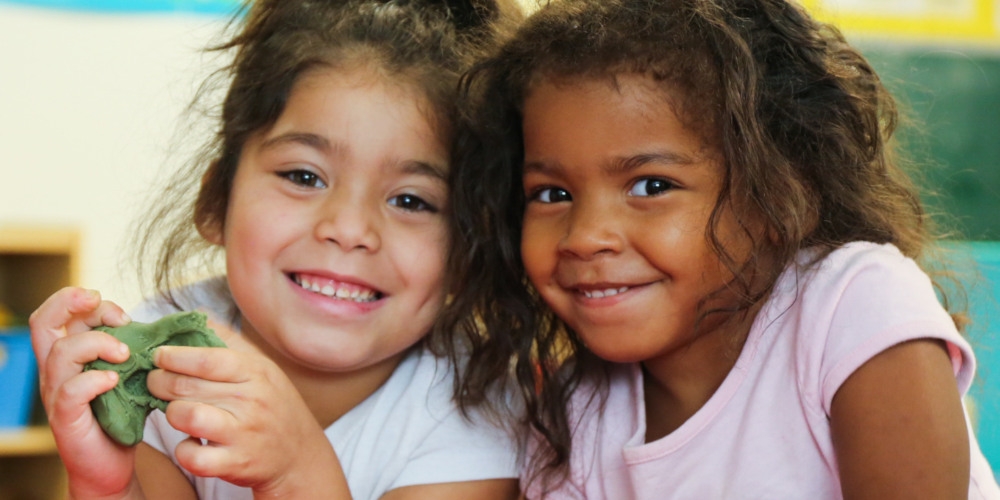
left=580, top=339, right=649, bottom=364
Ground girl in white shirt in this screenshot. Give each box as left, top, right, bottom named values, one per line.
left=30, top=0, right=522, bottom=498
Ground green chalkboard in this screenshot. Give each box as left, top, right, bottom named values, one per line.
left=861, top=46, right=1000, bottom=240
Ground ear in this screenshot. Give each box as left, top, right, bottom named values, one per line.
left=195, top=160, right=226, bottom=246
left=196, top=217, right=224, bottom=246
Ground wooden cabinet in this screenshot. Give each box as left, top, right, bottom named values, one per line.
left=0, top=428, right=65, bottom=500
left=0, top=225, right=78, bottom=500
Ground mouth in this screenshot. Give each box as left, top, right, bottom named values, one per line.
left=290, top=272, right=383, bottom=303
left=579, top=286, right=631, bottom=299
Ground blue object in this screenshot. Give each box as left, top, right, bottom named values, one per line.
left=0, top=328, right=38, bottom=428
left=0, top=0, right=238, bottom=15
left=953, top=242, right=1000, bottom=476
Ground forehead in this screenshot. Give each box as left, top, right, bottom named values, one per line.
left=270, top=65, right=448, bottom=157
left=295, top=62, right=448, bottom=141
left=524, top=75, right=694, bottom=146
left=524, top=73, right=721, bottom=161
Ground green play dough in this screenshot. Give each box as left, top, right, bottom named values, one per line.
left=84, top=311, right=226, bottom=446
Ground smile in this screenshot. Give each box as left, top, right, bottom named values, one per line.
left=291, top=273, right=382, bottom=303
left=580, top=286, right=630, bottom=299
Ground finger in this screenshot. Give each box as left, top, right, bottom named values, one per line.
left=48, top=369, right=119, bottom=428
left=164, top=400, right=235, bottom=447
left=30, top=287, right=100, bottom=356
left=152, top=345, right=246, bottom=383
left=30, top=288, right=131, bottom=362
left=40, top=331, right=130, bottom=396
left=146, top=368, right=244, bottom=407
left=173, top=436, right=237, bottom=480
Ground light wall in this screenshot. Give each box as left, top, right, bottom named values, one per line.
left=0, top=4, right=227, bottom=310
left=1, top=0, right=996, bottom=313
left=0, top=1, right=540, bottom=312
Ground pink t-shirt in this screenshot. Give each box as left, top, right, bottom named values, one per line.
left=524, top=242, right=1000, bottom=499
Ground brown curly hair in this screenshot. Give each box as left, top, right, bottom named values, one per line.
left=132, top=0, right=521, bottom=321
left=439, top=0, right=962, bottom=489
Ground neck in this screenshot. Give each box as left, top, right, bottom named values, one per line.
left=280, top=351, right=405, bottom=428
left=641, top=308, right=757, bottom=442
left=237, top=318, right=406, bottom=429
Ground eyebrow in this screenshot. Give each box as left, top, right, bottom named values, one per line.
left=259, top=131, right=447, bottom=181
left=399, top=159, right=448, bottom=182
left=524, top=150, right=695, bottom=176
left=607, top=151, right=695, bottom=174
left=259, top=132, right=334, bottom=153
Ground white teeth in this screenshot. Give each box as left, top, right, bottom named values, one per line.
left=295, top=275, right=378, bottom=303
left=582, top=287, right=629, bottom=299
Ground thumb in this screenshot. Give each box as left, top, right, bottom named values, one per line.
left=200, top=313, right=258, bottom=355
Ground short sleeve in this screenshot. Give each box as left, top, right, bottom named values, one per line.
left=811, top=243, right=975, bottom=414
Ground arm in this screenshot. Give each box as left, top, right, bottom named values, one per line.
left=830, top=338, right=969, bottom=500
left=134, top=444, right=197, bottom=500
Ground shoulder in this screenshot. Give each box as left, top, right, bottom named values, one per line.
left=787, top=241, right=949, bottom=327
left=331, top=348, right=520, bottom=494
left=128, top=277, right=236, bottom=324
left=801, top=241, right=925, bottom=288
left=780, top=242, right=974, bottom=408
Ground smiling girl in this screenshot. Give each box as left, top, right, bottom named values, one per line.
left=444, top=0, right=1000, bottom=497
left=29, top=1, right=522, bottom=499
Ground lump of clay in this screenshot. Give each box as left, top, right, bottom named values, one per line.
left=84, top=311, right=226, bottom=446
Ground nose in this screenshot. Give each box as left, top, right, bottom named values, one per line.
left=313, top=191, right=381, bottom=252
left=556, top=197, right=624, bottom=260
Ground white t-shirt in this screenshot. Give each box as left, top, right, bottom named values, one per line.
left=524, top=242, right=1000, bottom=499
left=131, top=278, right=519, bottom=499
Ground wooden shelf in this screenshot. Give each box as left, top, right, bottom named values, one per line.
left=0, top=426, right=57, bottom=456
left=0, top=225, right=79, bottom=256
left=0, top=225, right=77, bottom=500
left=0, top=225, right=80, bottom=320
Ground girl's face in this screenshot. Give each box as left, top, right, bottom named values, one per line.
left=520, top=74, right=750, bottom=367
left=216, top=66, right=449, bottom=373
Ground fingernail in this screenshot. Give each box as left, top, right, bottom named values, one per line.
left=121, top=312, right=132, bottom=324
left=85, top=289, right=101, bottom=301
left=119, top=342, right=129, bottom=357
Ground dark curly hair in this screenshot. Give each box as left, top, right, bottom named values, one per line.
left=439, top=0, right=963, bottom=489
left=133, top=0, right=521, bottom=326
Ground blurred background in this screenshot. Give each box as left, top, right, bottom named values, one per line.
left=0, top=0, right=997, bottom=497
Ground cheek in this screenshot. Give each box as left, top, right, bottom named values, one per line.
left=398, top=227, right=449, bottom=299
left=520, top=221, right=553, bottom=284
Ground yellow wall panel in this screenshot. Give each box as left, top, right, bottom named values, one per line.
left=800, top=0, right=999, bottom=42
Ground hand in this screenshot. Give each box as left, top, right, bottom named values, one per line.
left=29, top=287, right=142, bottom=499
left=146, top=321, right=348, bottom=497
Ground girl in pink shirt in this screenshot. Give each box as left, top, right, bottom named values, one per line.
left=442, top=0, right=1000, bottom=497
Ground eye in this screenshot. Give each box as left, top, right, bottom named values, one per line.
left=531, top=187, right=572, bottom=203
left=628, top=178, right=675, bottom=197
left=279, top=169, right=327, bottom=188
left=388, top=193, right=438, bottom=213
